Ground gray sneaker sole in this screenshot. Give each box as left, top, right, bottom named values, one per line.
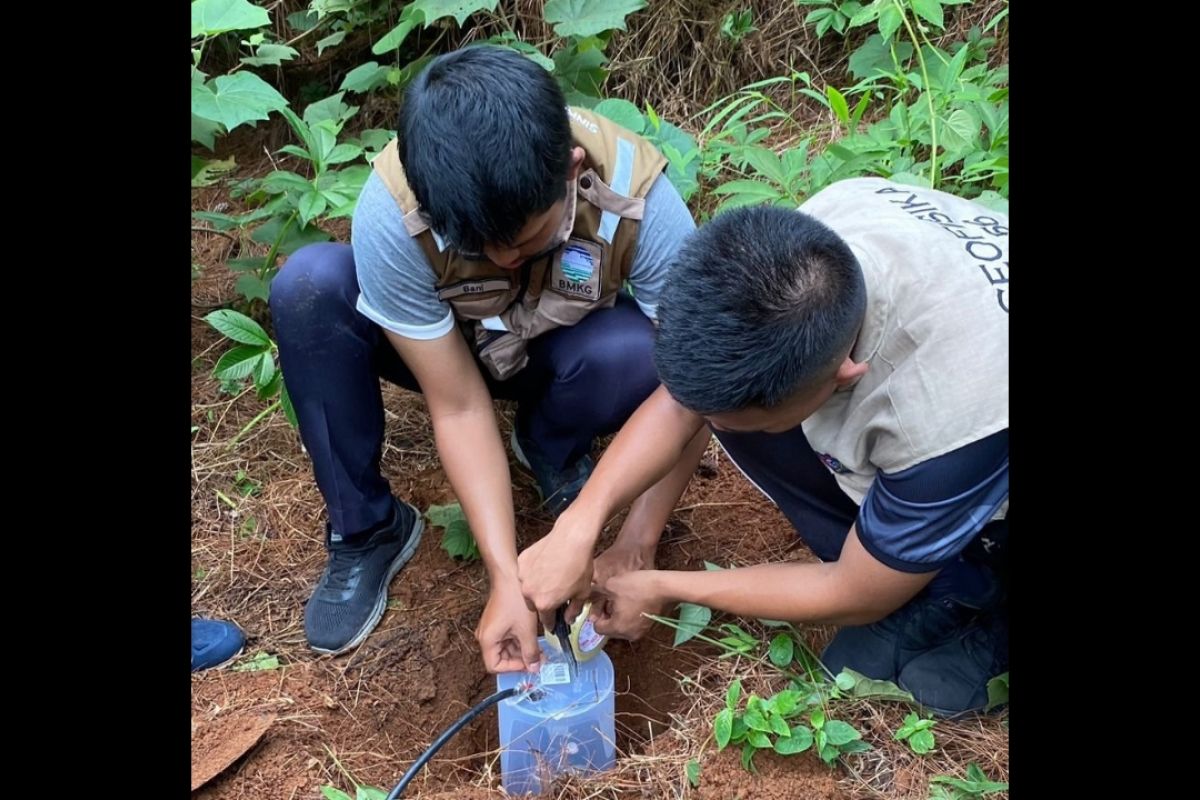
left=310, top=503, right=426, bottom=655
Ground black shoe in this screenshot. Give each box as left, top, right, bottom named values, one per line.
left=897, top=610, right=1009, bottom=717
left=304, top=498, right=424, bottom=654
left=510, top=429, right=594, bottom=517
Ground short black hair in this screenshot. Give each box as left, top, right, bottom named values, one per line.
left=654, top=205, right=867, bottom=414
left=396, top=45, right=572, bottom=253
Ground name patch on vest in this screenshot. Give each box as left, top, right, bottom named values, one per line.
left=436, top=278, right=512, bottom=301
left=550, top=238, right=603, bottom=301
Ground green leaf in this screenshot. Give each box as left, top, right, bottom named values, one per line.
left=327, top=144, right=364, bottom=165
left=231, top=651, right=280, bottom=672
left=320, top=788, right=354, bottom=800
left=340, top=62, right=390, bottom=93
left=909, top=728, right=935, bottom=754
left=236, top=275, right=271, bottom=303
left=911, top=0, right=945, bottom=28
left=206, top=309, right=271, bottom=346
left=410, top=0, right=499, bottom=27
left=896, top=712, right=920, bottom=739
left=818, top=742, right=839, bottom=764
left=810, top=708, right=825, bottom=729
left=373, top=6, right=421, bottom=54
left=685, top=759, right=700, bottom=788
left=253, top=352, right=276, bottom=389
left=592, top=98, right=644, bottom=133
left=488, top=35, right=555, bottom=70
left=768, top=633, right=794, bottom=667
left=941, top=107, right=981, bottom=152
left=355, top=787, right=388, bottom=800
left=192, top=73, right=288, bottom=133
left=544, top=0, right=647, bottom=38
left=836, top=667, right=916, bottom=703
left=192, top=113, right=223, bottom=150
left=848, top=34, right=914, bottom=80
left=834, top=672, right=856, bottom=691
left=713, top=707, right=733, bottom=750
left=746, top=730, right=772, bottom=749
left=426, top=502, right=479, bottom=560
left=316, top=31, right=346, bottom=55
left=743, top=707, right=770, bottom=733
left=823, top=720, right=861, bottom=746
left=769, top=714, right=790, bottom=738
left=740, top=741, right=757, bottom=772
left=261, top=170, right=313, bottom=194
left=241, top=43, right=299, bottom=67
left=298, top=190, right=327, bottom=225
left=826, top=86, right=850, bottom=127
left=257, top=367, right=282, bottom=400
left=840, top=739, right=872, bottom=755
left=192, top=156, right=237, bottom=188
left=673, top=602, right=711, bottom=646
left=553, top=40, right=607, bottom=97
left=774, top=725, right=813, bottom=755
left=726, top=679, right=742, bottom=711
left=303, top=92, right=356, bottom=128
left=192, top=0, right=270, bottom=38
left=848, top=0, right=882, bottom=27
left=251, top=217, right=332, bottom=255
left=986, top=671, right=1009, bottom=711
left=215, top=345, right=268, bottom=381
left=878, top=2, right=903, bottom=41
left=768, top=690, right=801, bottom=718
left=281, top=383, right=299, bottom=427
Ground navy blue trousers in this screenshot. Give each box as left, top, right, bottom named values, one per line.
left=269, top=243, right=659, bottom=536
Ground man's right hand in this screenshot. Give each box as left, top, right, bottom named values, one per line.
left=518, top=514, right=597, bottom=630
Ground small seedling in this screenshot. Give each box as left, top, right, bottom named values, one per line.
left=894, top=711, right=937, bottom=754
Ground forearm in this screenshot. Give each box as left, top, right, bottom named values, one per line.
left=650, top=562, right=896, bottom=627
left=615, top=426, right=712, bottom=548
left=566, top=385, right=706, bottom=546
left=430, top=405, right=518, bottom=584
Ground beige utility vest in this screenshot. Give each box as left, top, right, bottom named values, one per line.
left=372, top=107, right=667, bottom=380
left=798, top=178, right=1009, bottom=519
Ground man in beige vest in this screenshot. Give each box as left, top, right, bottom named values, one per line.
left=270, top=46, right=697, bottom=668
left=519, top=181, right=1009, bottom=715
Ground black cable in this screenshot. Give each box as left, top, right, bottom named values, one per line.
left=385, top=685, right=521, bottom=800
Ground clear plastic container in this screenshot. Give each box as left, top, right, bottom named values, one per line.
left=495, top=637, right=615, bottom=795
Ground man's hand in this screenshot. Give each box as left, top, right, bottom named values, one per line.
left=592, top=570, right=666, bottom=641
left=591, top=539, right=656, bottom=589
left=517, top=519, right=596, bottom=631
left=475, top=580, right=542, bottom=673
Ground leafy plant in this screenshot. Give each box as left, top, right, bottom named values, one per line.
left=720, top=8, right=757, bottom=44
left=713, top=678, right=868, bottom=771
left=796, top=0, right=865, bottom=39
left=204, top=310, right=298, bottom=441
left=928, top=763, right=1008, bottom=800
left=894, top=711, right=937, bottom=754
left=321, top=785, right=388, bottom=800
left=427, top=502, right=479, bottom=560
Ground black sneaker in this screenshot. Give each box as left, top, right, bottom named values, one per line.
left=510, top=429, right=594, bottom=516
left=304, top=498, right=424, bottom=654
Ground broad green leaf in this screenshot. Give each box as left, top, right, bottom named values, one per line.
left=205, top=309, right=271, bottom=346
left=726, top=679, right=742, bottom=711
left=592, top=98, right=644, bottom=133
left=544, top=0, right=647, bottom=38
left=713, top=707, right=733, bottom=750
left=986, top=671, right=1008, bottom=711
left=241, top=43, right=299, bottom=67
left=214, top=345, right=268, bottom=381
left=912, top=0, right=945, bottom=28
left=909, top=728, right=935, bottom=754
left=410, top=0, right=499, bottom=27
left=768, top=633, right=794, bottom=667
left=192, top=73, right=288, bottom=132
left=192, top=0, right=270, bottom=38
left=316, top=31, right=346, bottom=55
left=427, top=502, right=479, bottom=560
left=823, top=720, right=861, bottom=746
left=373, top=6, right=421, bottom=54
left=674, top=602, right=711, bottom=646
left=340, top=62, right=390, bottom=93
left=685, top=759, right=700, bottom=788
left=236, top=274, right=271, bottom=303
left=774, top=725, right=813, bottom=755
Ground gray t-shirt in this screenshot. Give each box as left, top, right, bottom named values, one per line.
left=351, top=171, right=694, bottom=339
